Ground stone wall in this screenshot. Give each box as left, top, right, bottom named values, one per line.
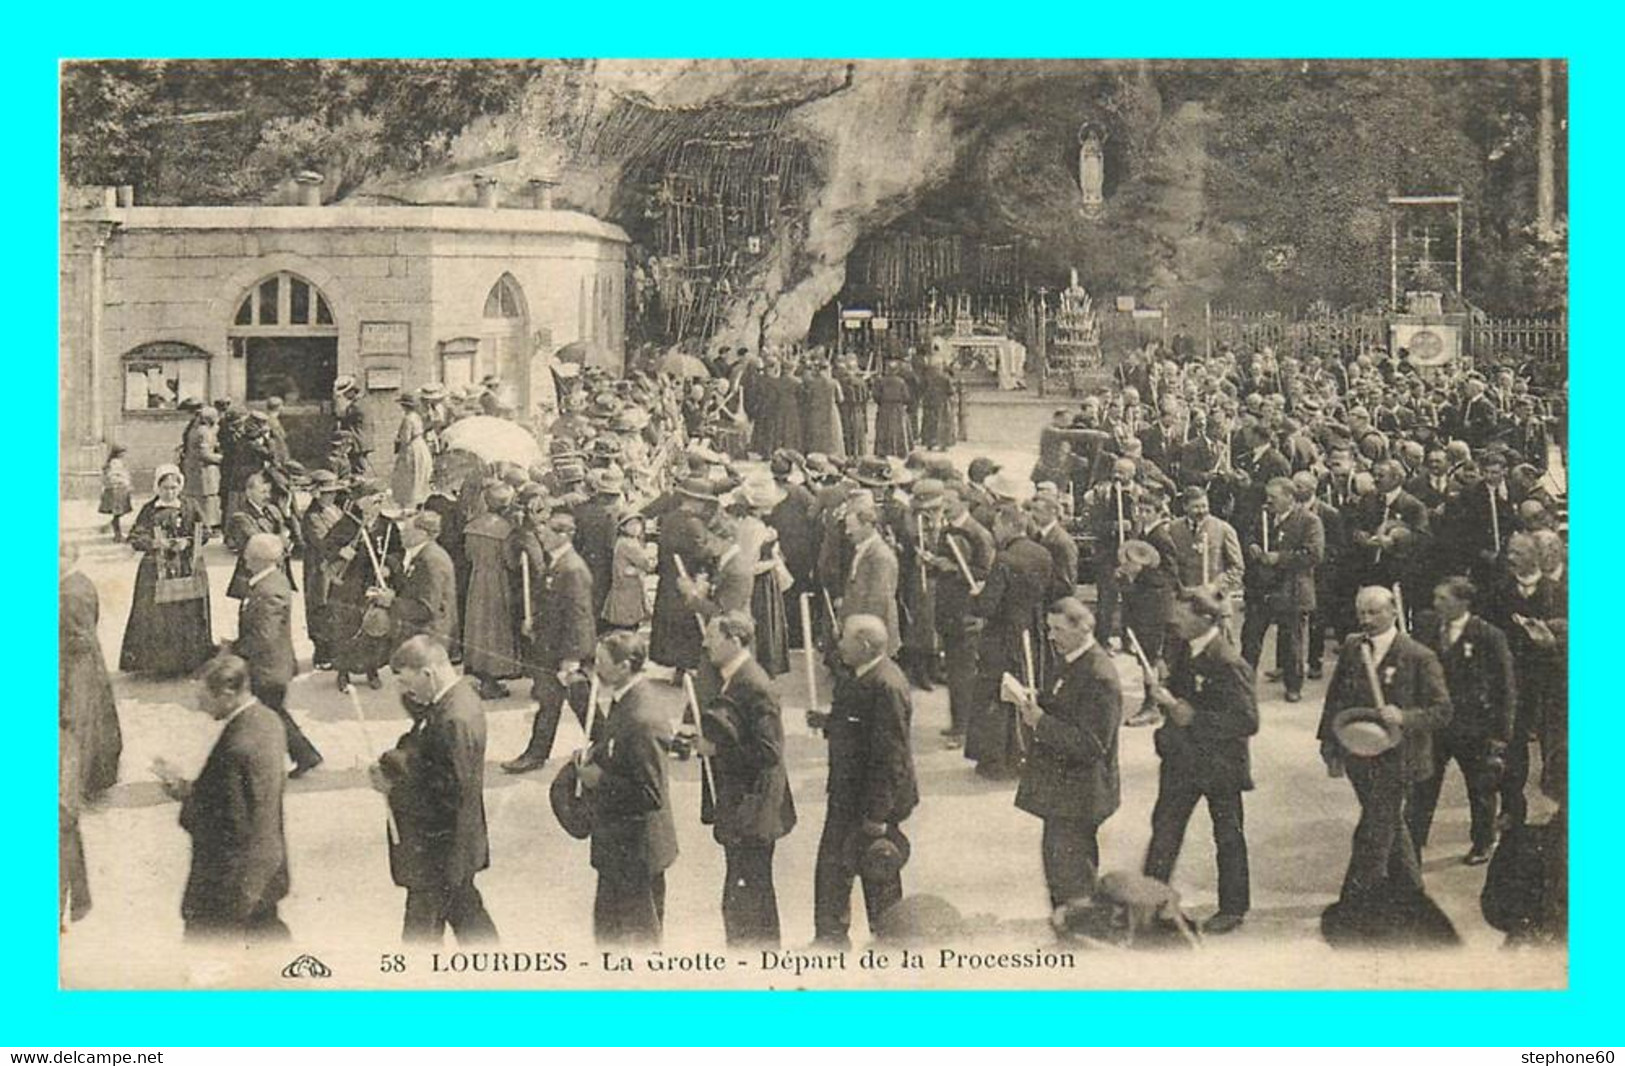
left=60, top=205, right=626, bottom=496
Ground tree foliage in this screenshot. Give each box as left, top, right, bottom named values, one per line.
left=61, top=60, right=537, bottom=203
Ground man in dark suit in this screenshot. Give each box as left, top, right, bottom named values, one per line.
left=1448, top=448, right=1521, bottom=586
left=1486, top=533, right=1563, bottom=832
left=1142, top=589, right=1258, bottom=934
left=573, top=467, right=625, bottom=626
left=837, top=491, right=901, bottom=655
left=155, top=655, right=290, bottom=942
left=699, top=612, right=797, bottom=946
left=1318, top=586, right=1452, bottom=903
left=1030, top=493, right=1078, bottom=603
left=1241, top=476, right=1325, bottom=702
left=1296, top=471, right=1345, bottom=681
left=224, top=472, right=299, bottom=600
left=578, top=632, right=679, bottom=944
left=1014, top=597, right=1122, bottom=913
left=1085, top=458, right=1141, bottom=643
left=967, top=504, right=1054, bottom=778
left=372, top=636, right=498, bottom=943
left=387, top=511, right=459, bottom=650
left=1348, top=460, right=1429, bottom=623
left=1407, top=577, right=1516, bottom=865
left=233, top=533, right=322, bottom=776
left=929, top=485, right=996, bottom=743
left=504, top=510, right=599, bottom=774
left=809, top=613, right=919, bottom=947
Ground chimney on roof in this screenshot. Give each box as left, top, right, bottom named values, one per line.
left=474, top=175, right=501, bottom=209
left=528, top=176, right=559, bottom=211
left=116, top=185, right=135, bottom=208
left=295, top=171, right=324, bottom=207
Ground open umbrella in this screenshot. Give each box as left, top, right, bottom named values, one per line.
left=658, top=352, right=711, bottom=379
left=440, top=415, right=544, bottom=470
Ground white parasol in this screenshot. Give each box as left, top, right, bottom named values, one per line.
left=440, top=415, right=544, bottom=470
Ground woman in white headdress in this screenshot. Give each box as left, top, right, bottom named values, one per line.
left=119, top=463, right=216, bottom=677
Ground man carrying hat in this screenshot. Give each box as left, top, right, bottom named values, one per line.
left=1317, top=586, right=1452, bottom=905
left=1141, top=588, right=1257, bottom=935
left=371, top=636, right=498, bottom=944
left=808, top=614, right=918, bottom=948
left=576, top=631, right=678, bottom=944
left=966, top=504, right=1053, bottom=778
left=697, top=611, right=797, bottom=946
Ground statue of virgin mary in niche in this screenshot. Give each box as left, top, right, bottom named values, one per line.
left=1077, top=122, right=1107, bottom=218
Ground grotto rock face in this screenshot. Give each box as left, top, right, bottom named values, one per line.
left=491, top=59, right=1560, bottom=346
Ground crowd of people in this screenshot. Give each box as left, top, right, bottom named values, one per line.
left=61, top=333, right=1568, bottom=954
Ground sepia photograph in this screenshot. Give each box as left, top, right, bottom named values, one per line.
left=56, top=58, right=1568, bottom=991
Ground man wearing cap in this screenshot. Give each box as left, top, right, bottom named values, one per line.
left=1241, top=476, right=1325, bottom=703
left=967, top=504, right=1053, bottom=778
left=1014, top=597, right=1122, bottom=913
left=504, top=510, right=597, bottom=774
left=809, top=614, right=918, bottom=948
left=697, top=611, right=797, bottom=946
left=574, top=467, right=626, bottom=627
left=836, top=492, right=900, bottom=657
left=233, top=534, right=323, bottom=777
left=1141, top=589, right=1257, bottom=934
left=1318, top=586, right=1452, bottom=904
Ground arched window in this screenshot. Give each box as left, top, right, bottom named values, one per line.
left=481, top=275, right=528, bottom=386
left=226, top=274, right=341, bottom=461
left=232, top=271, right=336, bottom=332
left=484, top=275, right=524, bottom=320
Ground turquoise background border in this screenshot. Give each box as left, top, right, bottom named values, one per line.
left=14, top=7, right=1617, bottom=1045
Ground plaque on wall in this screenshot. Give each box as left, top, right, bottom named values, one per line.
left=365, top=366, right=404, bottom=392
left=360, top=321, right=411, bottom=357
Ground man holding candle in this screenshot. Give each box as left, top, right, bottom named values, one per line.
left=1317, top=586, right=1452, bottom=905
left=1013, top=597, right=1123, bottom=919
left=698, top=611, right=797, bottom=946
left=576, top=631, right=678, bottom=945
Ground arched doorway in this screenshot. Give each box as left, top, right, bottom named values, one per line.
left=229, top=271, right=339, bottom=466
